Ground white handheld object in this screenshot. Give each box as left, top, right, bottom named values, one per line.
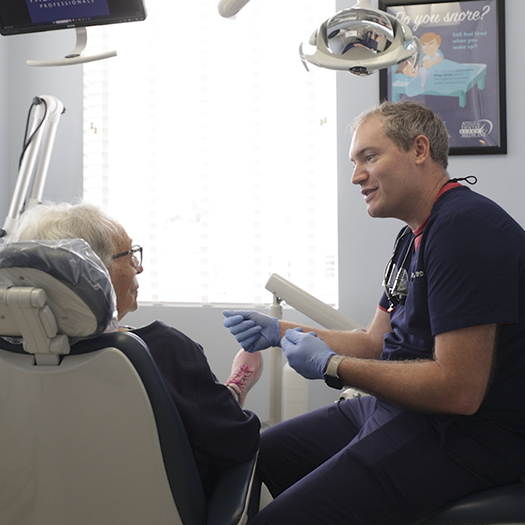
left=218, top=0, right=251, bottom=18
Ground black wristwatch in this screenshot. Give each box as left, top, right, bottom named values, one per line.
left=323, top=354, right=346, bottom=390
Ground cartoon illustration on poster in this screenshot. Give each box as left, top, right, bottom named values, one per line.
left=380, top=0, right=503, bottom=151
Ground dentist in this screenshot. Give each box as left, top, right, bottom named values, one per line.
left=225, top=101, right=525, bottom=524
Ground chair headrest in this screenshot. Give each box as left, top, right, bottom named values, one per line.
left=0, top=239, right=118, bottom=339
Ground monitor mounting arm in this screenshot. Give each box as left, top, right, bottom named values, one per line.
left=27, top=27, right=117, bottom=67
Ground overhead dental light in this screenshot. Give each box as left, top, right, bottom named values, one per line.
left=299, top=0, right=421, bottom=76
left=217, top=0, right=420, bottom=76
left=218, top=0, right=252, bottom=18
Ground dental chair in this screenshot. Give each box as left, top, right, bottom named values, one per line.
left=0, top=239, right=257, bottom=525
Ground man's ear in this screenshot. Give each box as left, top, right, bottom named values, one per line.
left=413, top=135, right=431, bottom=165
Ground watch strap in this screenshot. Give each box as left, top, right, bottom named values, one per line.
left=324, top=354, right=346, bottom=389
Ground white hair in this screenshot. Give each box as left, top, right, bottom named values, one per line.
left=7, top=202, right=124, bottom=269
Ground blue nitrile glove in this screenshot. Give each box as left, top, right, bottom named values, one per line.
left=281, top=328, right=337, bottom=380
left=223, top=310, right=280, bottom=353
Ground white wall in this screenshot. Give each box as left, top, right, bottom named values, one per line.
left=0, top=0, right=523, bottom=423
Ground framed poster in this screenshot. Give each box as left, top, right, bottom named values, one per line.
left=379, top=0, right=506, bottom=155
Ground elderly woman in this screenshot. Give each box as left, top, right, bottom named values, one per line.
left=7, top=201, right=261, bottom=500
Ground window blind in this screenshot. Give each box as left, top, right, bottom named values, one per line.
left=83, top=1, right=338, bottom=306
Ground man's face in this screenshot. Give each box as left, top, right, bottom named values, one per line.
left=108, top=228, right=143, bottom=321
left=422, top=38, right=439, bottom=56
left=349, top=117, right=419, bottom=223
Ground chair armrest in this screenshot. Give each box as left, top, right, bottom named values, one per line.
left=417, top=481, right=525, bottom=524
left=207, top=452, right=258, bottom=525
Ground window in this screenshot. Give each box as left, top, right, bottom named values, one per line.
left=83, top=1, right=337, bottom=306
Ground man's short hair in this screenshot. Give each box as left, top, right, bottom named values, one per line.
left=352, top=101, right=449, bottom=170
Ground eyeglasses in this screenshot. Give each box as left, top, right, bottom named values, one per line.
left=383, top=228, right=417, bottom=312
left=112, top=245, right=143, bottom=267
